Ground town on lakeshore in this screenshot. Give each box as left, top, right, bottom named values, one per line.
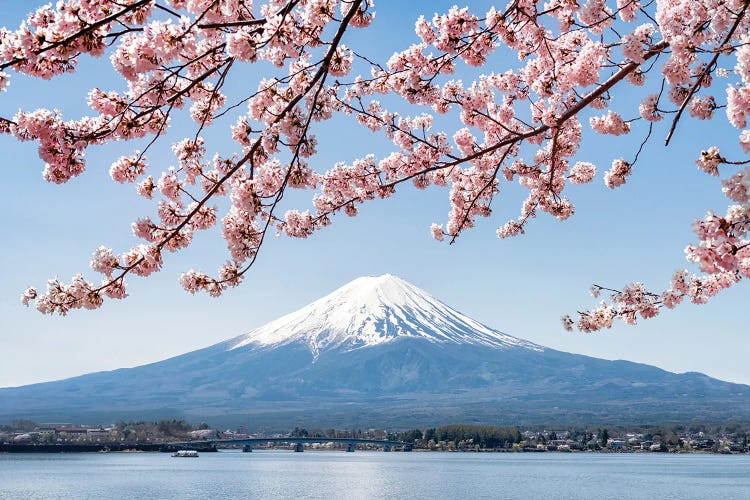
left=2, top=420, right=749, bottom=455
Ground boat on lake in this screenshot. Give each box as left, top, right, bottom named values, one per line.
left=172, top=450, right=199, bottom=458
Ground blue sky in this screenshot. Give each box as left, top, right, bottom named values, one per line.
left=1, top=2, right=748, bottom=388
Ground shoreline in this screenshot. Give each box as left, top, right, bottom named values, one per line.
left=0, top=443, right=217, bottom=453
left=0, top=443, right=744, bottom=456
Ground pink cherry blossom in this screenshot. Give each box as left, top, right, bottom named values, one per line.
left=110, top=154, right=147, bottom=183
left=639, top=94, right=663, bottom=122
left=590, top=111, right=631, bottom=136
left=0, top=0, right=747, bottom=330
left=604, top=159, right=631, bottom=189
left=695, top=147, right=723, bottom=176
left=569, top=162, right=596, bottom=184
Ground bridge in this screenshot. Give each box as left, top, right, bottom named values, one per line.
left=167, top=437, right=413, bottom=453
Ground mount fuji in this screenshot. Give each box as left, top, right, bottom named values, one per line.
left=227, top=274, right=541, bottom=354
left=2, top=274, right=749, bottom=428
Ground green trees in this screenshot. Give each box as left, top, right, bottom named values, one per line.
left=434, top=425, right=521, bottom=449
left=600, top=428, right=610, bottom=448
left=388, top=425, right=521, bottom=449
left=396, top=429, right=423, bottom=443
left=156, top=419, right=192, bottom=436
left=291, top=427, right=309, bottom=437
left=424, top=428, right=436, bottom=442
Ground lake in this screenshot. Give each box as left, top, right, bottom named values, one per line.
left=1, top=450, right=749, bottom=499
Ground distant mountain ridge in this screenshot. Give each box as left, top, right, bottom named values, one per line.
left=1, top=275, right=749, bottom=428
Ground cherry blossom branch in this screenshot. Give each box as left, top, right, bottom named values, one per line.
left=0, top=0, right=152, bottom=71
left=93, top=0, right=364, bottom=301
left=664, top=0, right=749, bottom=146
left=5, top=0, right=749, bottom=328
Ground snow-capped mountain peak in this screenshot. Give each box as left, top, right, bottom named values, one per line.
left=227, top=274, right=542, bottom=356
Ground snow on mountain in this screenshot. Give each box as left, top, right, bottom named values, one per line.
left=3, top=273, right=750, bottom=427
left=227, top=274, right=542, bottom=357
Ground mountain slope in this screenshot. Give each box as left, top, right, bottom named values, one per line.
left=1, top=275, right=748, bottom=428
left=226, top=274, right=541, bottom=355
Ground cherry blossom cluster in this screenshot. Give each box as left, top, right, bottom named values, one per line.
left=1, top=0, right=748, bottom=328
left=4, top=0, right=375, bottom=313
left=570, top=162, right=750, bottom=331
left=590, top=111, right=631, bottom=136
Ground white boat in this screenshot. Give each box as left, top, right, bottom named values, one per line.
left=172, top=450, right=199, bottom=457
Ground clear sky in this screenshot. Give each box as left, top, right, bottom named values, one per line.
left=1, top=2, right=748, bottom=389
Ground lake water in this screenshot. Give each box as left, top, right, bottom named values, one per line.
left=1, top=450, right=749, bottom=499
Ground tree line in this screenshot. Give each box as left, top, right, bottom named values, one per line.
left=392, top=425, right=522, bottom=449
